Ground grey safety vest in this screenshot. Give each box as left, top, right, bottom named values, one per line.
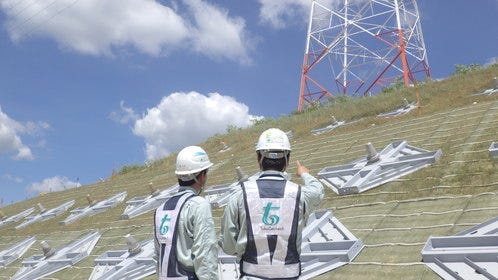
left=241, top=174, right=301, bottom=279
left=154, top=192, right=197, bottom=280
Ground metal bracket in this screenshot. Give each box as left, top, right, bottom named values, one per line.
left=15, top=200, right=75, bottom=230
left=11, top=230, right=101, bottom=280
left=89, top=236, right=156, bottom=280
left=60, top=192, right=127, bottom=225
left=378, top=99, right=417, bottom=118
left=318, top=141, right=442, bottom=195
left=121, top=184, right=178, bottom=219
left=311, top=116, right=346, bottom=135
left=204, top=167, right=261, bottom=208
left=422, top=215, right=498, bottom=280
left=0, top=207, right=35, bottom=228
left=489, top=142, right=497, bottom=159
left=0, top=237, right=36, bottom=267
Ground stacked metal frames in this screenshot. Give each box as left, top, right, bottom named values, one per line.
left=0, top=207, right=35, bottom=228
left=0, top=237, right=36, bottom=267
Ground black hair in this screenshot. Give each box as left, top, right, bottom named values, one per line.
left=177, top=169, right=207, bottom=186
left=258, top=152, right=290, bottom=172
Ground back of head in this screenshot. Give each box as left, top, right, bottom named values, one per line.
left=256, top=128, right=291, bottom=171
left=175, top=146, right=213, bottom=182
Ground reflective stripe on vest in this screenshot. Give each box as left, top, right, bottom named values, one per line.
left=241, top=175, right=301, bottom=279
left=154, top=192, right=195, bottom=280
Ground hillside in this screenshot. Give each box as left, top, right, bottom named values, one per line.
left=0, top=64, right=497, bottom=279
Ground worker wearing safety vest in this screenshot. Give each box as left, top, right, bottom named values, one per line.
left=154, top=146, right=218, bottom=280
left=219, top=128, right=324, bottom=279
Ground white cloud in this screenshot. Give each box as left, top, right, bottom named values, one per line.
left=132, top=91, right=261, bottom=160
left=0, top=106, right=49, bottom=160
left=484, top=56, right=498, bottom=66
left=185, top=0, right=253, bottom=64
left=2, top=173, right=23, bottom=183
left=109, top=100, right=140, bottom=124
left=258, top=0, right=311, bottom=29
left=0, top=0, right=254, bottom=63
left=258, top=0, right=338, bottom=29
left=27, top=176, right=81, bottom=194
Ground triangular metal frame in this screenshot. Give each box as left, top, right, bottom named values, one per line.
left=311, top=116, right=346, bottom=135
left=318, top=141, right=442, bottom=195
left=89, top=237, right=155, bottom=280
left=11, top=231, right=101, bottom=280
left=377, top=99, right=417, bottom=118
left=204, top=168, right=262, bottom=208
left=15, top=200, right=75, bottom=230
left=0, top=207, right=35, bottom=228
left=422, top=215, right=498, bottom=280
left=0, top=237, right=36, bottom=267
left=121, top=185, right=179, bottom=219
left=489, top=141, right=497, bottom=159
left=60, top=192, right=127, bottom=225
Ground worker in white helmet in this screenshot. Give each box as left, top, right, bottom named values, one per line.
left=154, top=146, right=218, bottom=280
left=219, top=128, right=324, bottom=279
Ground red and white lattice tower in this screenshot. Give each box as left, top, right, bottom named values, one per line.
left=298, top=0, right=430, bottom=111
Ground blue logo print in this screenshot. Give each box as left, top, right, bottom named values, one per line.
left=262, top=202, right=280, bottom=225
left=160, top=214, right=171, bottom=234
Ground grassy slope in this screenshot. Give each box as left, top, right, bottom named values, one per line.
left=0, top=64, right=497, bottom=279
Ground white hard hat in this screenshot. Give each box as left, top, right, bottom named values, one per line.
left=256, top=128, right=291, bottom=159
left=175, top=146, right=213, bottom=180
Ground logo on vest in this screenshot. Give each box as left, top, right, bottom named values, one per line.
left=160, top=214, right=171, bottom=235
left=261, top=202, right=283, bottom=231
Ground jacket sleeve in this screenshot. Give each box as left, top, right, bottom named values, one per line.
left=300, top=172, right=324, bottom=216
left=219, top=190, right=241, bottom=256
left=191, top=199, right=219, bottom=280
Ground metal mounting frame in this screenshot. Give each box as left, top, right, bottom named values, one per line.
left=311, top=116, right=346, bottom=135
left=89, top=237, right=156, bottom=280
left=318, top=141, right=442, bottom=195
left=489, top=142, right=498, bottom=159
left=60, top=192, right=127, bottom=225
left=204, top=167, right=262, bottom=208
left=0, top=237, right=36, bottom=267
left=0, top=207, right=35, bottom=228
left=377, top=100, right=417, bottom=118
left=121, top=185, right=179, bottom=219
left=422, top=215, right=498, bottom=280
left=11, top=231, right=101, bottom=280
left=15, top=200, right=75, bottom=230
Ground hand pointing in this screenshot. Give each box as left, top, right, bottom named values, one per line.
left=296, top=160, right=309, bottom=177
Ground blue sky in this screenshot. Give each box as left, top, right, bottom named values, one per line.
left=0, top=0, right=497, bottom=205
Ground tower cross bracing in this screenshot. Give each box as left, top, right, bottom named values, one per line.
left=299, top=0, right=430, bottom=110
